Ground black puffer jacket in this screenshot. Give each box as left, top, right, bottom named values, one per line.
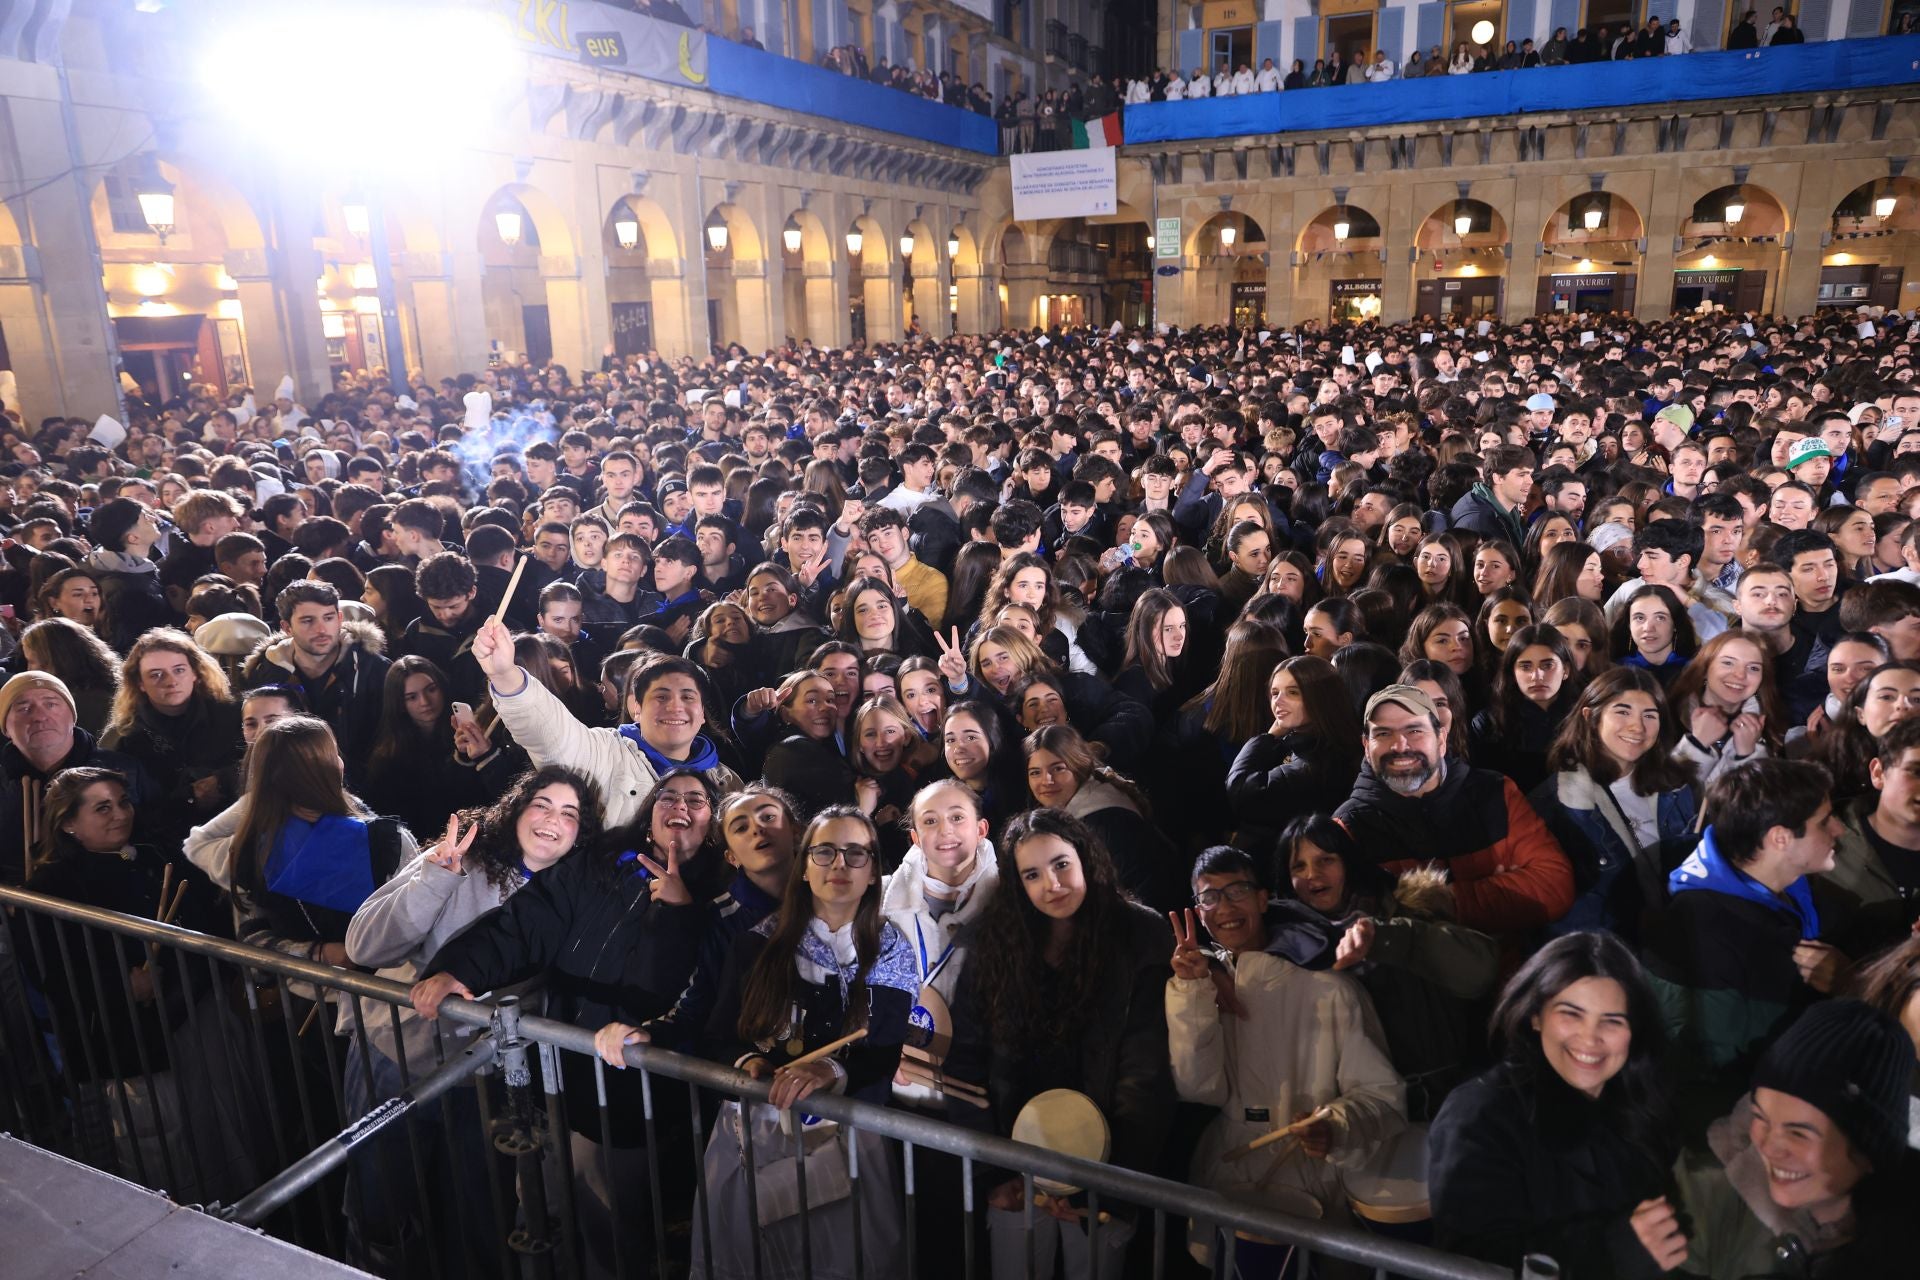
left=1428, top=1057, right=1672, bottom=1279
left=101, top=696, right=245, bottom=840
left=428, top=847, right=720, bottom=1146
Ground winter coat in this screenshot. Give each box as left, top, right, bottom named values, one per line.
left=1468, top=697, right=1576, bottom=795
left=945, top=902, right=1175, bottom=1179
left=1815, top=795, right=1911, bottom=960
left=1530, top=767, right=1698, bottom=940
left=10, top=842, right=227, bottom=1083
left=1266, top=870, right=1498, bottom=1121
left=645, top=869, right=782, bottom=1052
left=1642, top=829, right=1821, bottom=1132
left=238, top=620, right=391, bottom=787
left=1167, top=942, right=1405, bottom=1235
left=762, top=731, right=857, bottom=817
left=345, top=848, right=539, bottom=1069
left=101, top=696, right=245, bottom=840
left=428, top=848, right=714, bottom=1145
left=1671, top=692, right=1769, bottom=789
left=1668, top=1096, right=1920, bottom=1278
left=88, top=549, right=174, bottom=653
left=1428, top=1058, right=1672, bottom=1278
left=0, top=728, right=158, bottom=886
left=1334, top=760, right=1576, bottom=938
left=1066, top=776, right=1187, bottom=913
left=1227, top=728, right=1360, bottom=844
left=1446, top=484, right=1526, bottom=546
left=488, top=665, right=741, bottom=828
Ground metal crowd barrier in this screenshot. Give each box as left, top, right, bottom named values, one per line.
left=0, top=885, right=1521, bottom=1280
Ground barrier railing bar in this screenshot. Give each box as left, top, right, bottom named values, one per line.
left=0, top=886, right=1513, bottom=1280
left=226, top=1032, right=497, bottom=1226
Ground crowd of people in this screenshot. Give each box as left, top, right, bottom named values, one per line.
left=1129, top=7, right=1831, bottom=103
left=3, top=300, right=1920, bottom=1280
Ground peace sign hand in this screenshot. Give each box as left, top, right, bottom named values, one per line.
left=427, top=813, right=481, bottom=875
left=1168, top=909, right=1211, bottom=981
left=933, top=627, right=969, bottom=686
left=635, top=844, right=692, bottom=905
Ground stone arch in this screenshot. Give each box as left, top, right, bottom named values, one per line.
left=1681, top=181, right=1790, bottom=238
left=1188, top=209, right=1267, bottom=257
left=1297, top=203, right=1384, bottom=255
left=1541, top=190, right=1647, bottom=245
left=478, top=182, right=577, bottom=259
left=778, top=206, right=837, bottom=345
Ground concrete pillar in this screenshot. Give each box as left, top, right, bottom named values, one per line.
left=1382, top=190, right=1420, bottom=322
left=912, top=274, right=943, bottom=335
left=731, top=258, right=775, bottom=353
left=862, top=261, right=901, bottom=341
left=539, top=255, right=591, bottom=375
left=7, top=83, right=122, bottom=418
left=648, top=259, right=697, bottom=359
left=396, top=252, right=460, bottom=382
left=1778, top=168, right=1834, bottom=320
left=225, top=240, right=331, bottom=406
left=953, top=262, right=992, bottom=334
left=804, top=259, right=849, bottom=346
left=1638, top=180, right=1684, bottom=321
left=1506, top=181, right=1551, bottom=325
left=1004, top=263, right=1046, bottom=330
left=0, top=258, right=66, bottom=422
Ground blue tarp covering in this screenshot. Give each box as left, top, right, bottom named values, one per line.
left=1124, top=37, right=1920, bottom=144
left=707, top=42, right=1000, bottom=155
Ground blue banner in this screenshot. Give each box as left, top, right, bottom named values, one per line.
left=707, top=41, right=999, bottom=155
left=1124, top=37, right=1920, bottom=145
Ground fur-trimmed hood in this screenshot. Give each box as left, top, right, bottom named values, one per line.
left=1389, top=864, right=1457, bottom=922
left=243, top=617, right=387, bottom=679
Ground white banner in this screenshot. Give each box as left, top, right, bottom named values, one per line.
left=1009, top=149, right=1117, bottom=222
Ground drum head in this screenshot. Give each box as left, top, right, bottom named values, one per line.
left=1012, top=1089, right=1109, bottom=1196
left=1344, top=1123, right=1431, bottom=1225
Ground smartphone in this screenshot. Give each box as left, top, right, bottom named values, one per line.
left=451, top=702, right=474, bottom=721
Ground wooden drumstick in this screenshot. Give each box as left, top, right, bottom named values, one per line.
left=156, top=865, right=175, bottom=921
left=1220, top=1105, right=1331, bottom=1163
left=784, top=1028, right=867, bottom=1068
left=897, top=1059, right=989, bottom=1103
left=491, top=554, right=528, bottom=626
left=160, top=881, right=188, bottom=927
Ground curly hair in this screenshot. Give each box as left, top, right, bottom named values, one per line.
left=108, top=627, right=234, bottom=735
left=452, top=764, right=604, bottom=891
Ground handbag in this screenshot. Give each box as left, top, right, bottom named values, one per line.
left=725, top=1102, right=853, bottom=1227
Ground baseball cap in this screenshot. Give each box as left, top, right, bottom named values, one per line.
left=1363, top=683, right=1439, bottom=724
left=1525, top=393, right=1556, bottom=412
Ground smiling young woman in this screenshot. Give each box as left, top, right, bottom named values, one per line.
left=1428, top=932, right=1675, bottom=1272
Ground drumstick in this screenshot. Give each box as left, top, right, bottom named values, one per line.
left=899, top=1047, right=988, bottom=1096
left=785, top=1028, right=867, bottom=1068
left=1221, top=1106, right=1331, bottom=1163
left=1034, top=1192, right=1111, bottom=1225
left=19, top=779, right=32, bottom=880
left=491, top=554, right=528, bottom=626
left=156, top=865, right=175, bottom=921
left=160, top=881, right=188, bottom=927
left=298, top=1005, right=322, bottom=1037
left=897, top=1059, right=989, bottom=1102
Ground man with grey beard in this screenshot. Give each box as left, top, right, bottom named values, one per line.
left=1333, top=685, right=1574, bottom=942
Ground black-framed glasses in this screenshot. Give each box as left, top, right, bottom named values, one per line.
left=1194, top=881, right=1260, bottom=910
left=806, top=843, right=875, bottom=868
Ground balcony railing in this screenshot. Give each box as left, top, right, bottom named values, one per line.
left=1067, top=32, right=1087, bottom=70
left=1044, top=18, right=1067, bottom=60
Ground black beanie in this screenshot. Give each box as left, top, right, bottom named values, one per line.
left=87, top=497, right=146, bottom=553
left=1753, top=999, right=1914, bottom=1175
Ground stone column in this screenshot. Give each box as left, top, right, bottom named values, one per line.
left=804, top=259, right=848, bottom=347
left=538, top=253, right=590, bottom=375
left=226, top=239, right=331, bottom=405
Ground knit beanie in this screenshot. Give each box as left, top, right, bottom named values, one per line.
left=1753, top=999, right=1914, bottom=1175
left=0, top=671, right=77, bottom=730
left=87, top=497, right=146, bottom=553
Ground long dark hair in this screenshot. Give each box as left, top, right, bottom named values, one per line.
left=1490, top=931, right=1671, bottom=1157
left=450, top=764, right=604, bottom=891
left=1274, top=654, right=1362, bottom=775
left=966, top=807, right=1135, bottom=1049
left=1487, top=623, right=1583, bottom=736
left=1186, top=619, right=1290, bottom=740
left=1122, top=587, right=1187, bottom=692
left=370, top=656, right=454, bottom=772
left=1545, top=666, right=1696, bottom=794
left=736, top=806, right=886, bottom=1042
left=366, top=563, right=424, bottom=636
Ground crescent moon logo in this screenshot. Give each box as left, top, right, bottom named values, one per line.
left=678, top=32, right=707, bottom=84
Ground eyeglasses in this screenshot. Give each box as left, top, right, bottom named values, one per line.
left=1194, top=881, right=1260, bottom=910
left=806, top=843, right=875, bottom=868
left=655, top=791, right=711, bottom=811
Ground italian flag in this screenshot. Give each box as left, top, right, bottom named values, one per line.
left=1071, top=113, right=1123, bottom=148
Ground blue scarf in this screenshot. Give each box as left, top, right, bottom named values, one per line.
left=264, top=814, right=376, bottom=914
left=617, top=724, right=720, bottom=774
left=1668, top=826, right=1821, bottom=940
